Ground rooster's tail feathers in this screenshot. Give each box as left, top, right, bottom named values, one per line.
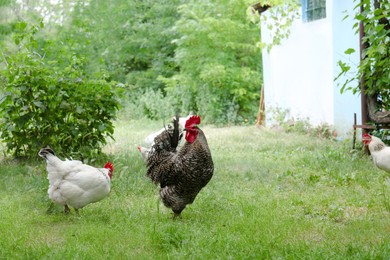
left=171, top=113, right=180, bottom=150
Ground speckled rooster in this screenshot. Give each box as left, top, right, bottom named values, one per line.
left=146, top=115, right=214, bottom=218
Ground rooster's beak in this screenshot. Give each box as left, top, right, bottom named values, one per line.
left=362, top=136, right=371, bottom=145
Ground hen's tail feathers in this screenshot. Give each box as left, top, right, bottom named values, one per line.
left=38, top=147, right=56, bottom=159
left=170, top=113, right=180, bottom=150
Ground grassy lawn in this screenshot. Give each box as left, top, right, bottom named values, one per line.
left=0, top=118, right=389, bottom=259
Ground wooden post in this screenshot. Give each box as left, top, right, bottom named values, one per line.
left=255, top=84, right=265, bottom=128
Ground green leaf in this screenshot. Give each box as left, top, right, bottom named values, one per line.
left=33, top=101, right=45, bottom=109
left=355, top=14, right=365, bottom=21
left=342, top=14, right=349, bottom=21
left=344, top=48, right=356, bottom=55
left=76, top=106, right=85, bottom=114
left=14, top=36, right=20, bottom=45
left=0, top=94, right=10, bottom=106
left=16, top=21, right=27, bottom=31
left=98, top=124, right=106, bottom=131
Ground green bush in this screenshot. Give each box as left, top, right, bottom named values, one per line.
left=0, top=22, right=119, bottom=159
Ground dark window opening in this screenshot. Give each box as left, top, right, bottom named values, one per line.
left=302, top=0, right=326, bottom=22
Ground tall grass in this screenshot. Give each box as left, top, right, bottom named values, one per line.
left=0, top=118, right=389, bottom=259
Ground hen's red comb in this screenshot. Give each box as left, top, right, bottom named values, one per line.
left=363, top=133, right=371, bottom=140
left=104, top=161, right=114, bottom=173
left=185, top=115, right=201, bottom=128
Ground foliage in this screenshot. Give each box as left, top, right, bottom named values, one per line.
left=0, top=0, right=17, bottom=45
left=159, top=0, right=263, bottom=125
left=1, top=0, right=301, bottom=126
left=138, top=89, right=175, bottom=120
left=50, top=0, right=264, bottom=124
left=36, top=0, right=180, bottom=121
left=64, top=0, right=180, bottom=90
left=256, top=0, right=301, bottom=52
left=0, top=21, right=119, bottom=159
left=370, top=129, right=390, bottom=146
left=336, top=0, right=390, bottom=110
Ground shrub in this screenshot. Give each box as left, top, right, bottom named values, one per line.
left=0, top=22, right=119, bottom=159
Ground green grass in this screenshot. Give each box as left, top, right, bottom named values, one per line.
left=0, top=118, right=389, bottom=259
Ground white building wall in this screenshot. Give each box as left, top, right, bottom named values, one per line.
left=332, top=1, right=362, bottom=137
left=261, top=0, right=361, bottom=137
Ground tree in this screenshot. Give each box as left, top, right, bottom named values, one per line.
left=63, top=0, right=180, bottom=87
left=56, top=0, right=181, bottom=120
left=158, top=0, right=264, bottom=124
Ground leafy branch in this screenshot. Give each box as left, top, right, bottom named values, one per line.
left=336, top=0, right=390, bottom=112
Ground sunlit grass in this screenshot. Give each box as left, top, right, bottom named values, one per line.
left=0, top=118, right=389, bottom=259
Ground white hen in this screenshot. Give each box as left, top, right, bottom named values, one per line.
left=137, top=146, right=151, bottom=162
left=363, top=133, right=390, bottom=173
left=38, top=147, right=113, bottom=214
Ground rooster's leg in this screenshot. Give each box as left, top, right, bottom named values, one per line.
left=64, top=205, right=70, bottom=214
left=172, top=212, right=182, bottom=220
left=172, top=209, right=183, bottom=220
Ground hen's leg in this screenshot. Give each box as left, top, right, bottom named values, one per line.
left=64, top=204, right=70, bottom=214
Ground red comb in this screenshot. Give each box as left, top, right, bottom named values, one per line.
left=104, top=161, right=114, bottom=173
left=185, top=115, right=201, bottom=128
left=363, top=133, right=370, bottom=137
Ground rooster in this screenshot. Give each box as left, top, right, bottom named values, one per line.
left=146, top=115, right=214, bottom=218
left=38, top=147, right=113, bottom=214
left=362, top=133, right=390, bottom=173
